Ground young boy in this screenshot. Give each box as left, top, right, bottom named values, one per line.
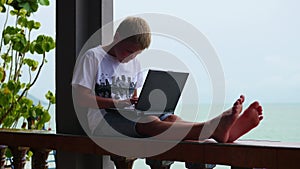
left=72, top=16, right=263, bottom=143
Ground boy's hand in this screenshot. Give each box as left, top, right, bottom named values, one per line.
left=115, top=99, right=132, bottom=108
left=130, top=96, right=138, bottom=105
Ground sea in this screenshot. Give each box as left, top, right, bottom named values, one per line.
left=23, top=103, right=300, bottom=169
left=132, top=103, right=300, bottom=169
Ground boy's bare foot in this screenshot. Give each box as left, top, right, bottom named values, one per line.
left=211, top=95, right=244, bottom=143
left=227, top=101, right=263, bottom=143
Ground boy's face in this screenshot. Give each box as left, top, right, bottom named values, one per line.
left=113, top=41, right=143, bottom=63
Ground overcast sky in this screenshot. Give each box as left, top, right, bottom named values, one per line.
left=1, top=0, right=299, bottom=104
left=114, top=0, right=300, bottom=104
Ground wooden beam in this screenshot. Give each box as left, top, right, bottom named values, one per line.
left=1, top=130, right=300, bottom=169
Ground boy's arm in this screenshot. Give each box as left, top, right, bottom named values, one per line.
left=73, top=85, right=131, bottom=109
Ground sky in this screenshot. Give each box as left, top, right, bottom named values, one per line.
left=0, top=0, right=299, bottom=105
left=114, top=0, right=300, bottom=104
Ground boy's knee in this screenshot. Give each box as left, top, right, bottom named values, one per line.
left=138, top=115, right=160, bottom=124
left=163, top=114, right=181, bottom=122
left=135, top=116, right=163, bottom=137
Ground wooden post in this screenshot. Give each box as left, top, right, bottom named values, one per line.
left=146, top=159, right=174, bottom=169
left=56, top=1, right=113, bottom=168
left=31, top=148, right=52, bottom=169
left=110, top=155, right=136, bottom=169
left=9, top=146, right=29, bottom=169
left=0, top=145, right=7, bottom=169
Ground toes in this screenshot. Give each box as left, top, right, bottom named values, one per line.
left=234, top=101, right=239, bottom=106
left=233, top=100, right=240, bottom=106
left=257, top=106, right=263, bottom=115
left=240, top=95, right=245, bottom=103
left=249, top=101, right=260, bottom=109
left=258, top=115, right=263, bottom=121
left=234, top=96, right=244, bottom=106
left=232, top=106, right=239, bottom=115
left=231, top=104, right=238, bottom=112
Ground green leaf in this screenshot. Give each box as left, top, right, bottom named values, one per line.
left=12, top=42, right=23, bottom=51
left=42, top=112, right=51, bottom=123
left=34, top=43, right=44, bottom=54
left=5, top=148, right=12, bottom=158
left=17, top=17, right=28, bottom=27
left=23, top=58, right=39, bottom=71
left=29, top=41, right=36, bottom=54
left=0, top=5, right=6, bottom=13
left=19, top=8, right=27, bottom=16
left=1, top=53, right=11, bottom=63
left=3, top=34, right=11, bottom=45
left=7, top=81, right=14, bottom=91
left=19, top=2, right=31, bottom=11
left=45, top=90, right=55, bottom=104
left=3, top=26, right=20, bottom=35
left=10, top=9, right=18, bottom=15
left=3, top=116, right=14, bottom=127
left=27, top=20, right=34, bottom=30
left=31, top=2, right=38, bottom=12
left=0, top=70, right=3, bottom=82
left=38, top=0, right=49, bottom=6
left=26, top=150, right=33, bottom=161
left=36, top=35, right=44, bottom=42
left=33, top=22, right=41, bottom=29
left=42, top=41, right=51, bottom=52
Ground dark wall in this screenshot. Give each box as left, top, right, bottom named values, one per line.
left=56, top=0, right=102, bottom=136
left=56, top=0, right=112, bottom=168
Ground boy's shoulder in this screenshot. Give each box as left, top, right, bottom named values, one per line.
left=84, top=46, right=106, bottom=60
left=86, top=46, right=105, bottom=55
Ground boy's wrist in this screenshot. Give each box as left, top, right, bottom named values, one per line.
left=114, top=99, right=132, bottom=108
left=113, top=99, right=120, bottom=108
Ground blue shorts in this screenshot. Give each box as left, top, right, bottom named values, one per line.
left=93, top=111, right=173, bottom=138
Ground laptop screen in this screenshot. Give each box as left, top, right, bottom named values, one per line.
left=135, top=69, right=189, bottom=112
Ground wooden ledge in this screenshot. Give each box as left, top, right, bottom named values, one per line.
left=1, top=129, right=300, bottom=168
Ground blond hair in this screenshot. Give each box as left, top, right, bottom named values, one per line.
left=115, top=17, right=151, bottom=49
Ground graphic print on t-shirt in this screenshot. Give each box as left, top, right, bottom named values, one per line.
left=95, top=73, right=137, bottom=100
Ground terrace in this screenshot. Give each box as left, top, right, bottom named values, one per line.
left=1, top=1, right=300, bottom=169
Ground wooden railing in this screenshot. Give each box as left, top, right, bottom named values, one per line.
left=1, top=129, right=300, bottom=169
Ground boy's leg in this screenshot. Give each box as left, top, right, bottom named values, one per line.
left=164, top=99, right=263, bottom=143
left=136, top=95, right=244, bottom=142
left=163, top=116, right=216, bottom=169
left=138, top=96, right=243, bottom=169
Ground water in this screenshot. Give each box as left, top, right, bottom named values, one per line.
left=132, top=103, right=300, bottom=169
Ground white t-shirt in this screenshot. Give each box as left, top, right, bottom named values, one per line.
left=72, top=46, right=142, bottom=133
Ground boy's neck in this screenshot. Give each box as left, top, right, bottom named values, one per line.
left=102, top=44, right=117, bottom=58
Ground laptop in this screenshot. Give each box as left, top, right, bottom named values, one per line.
left=106, top=69, right=189, bottom=116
